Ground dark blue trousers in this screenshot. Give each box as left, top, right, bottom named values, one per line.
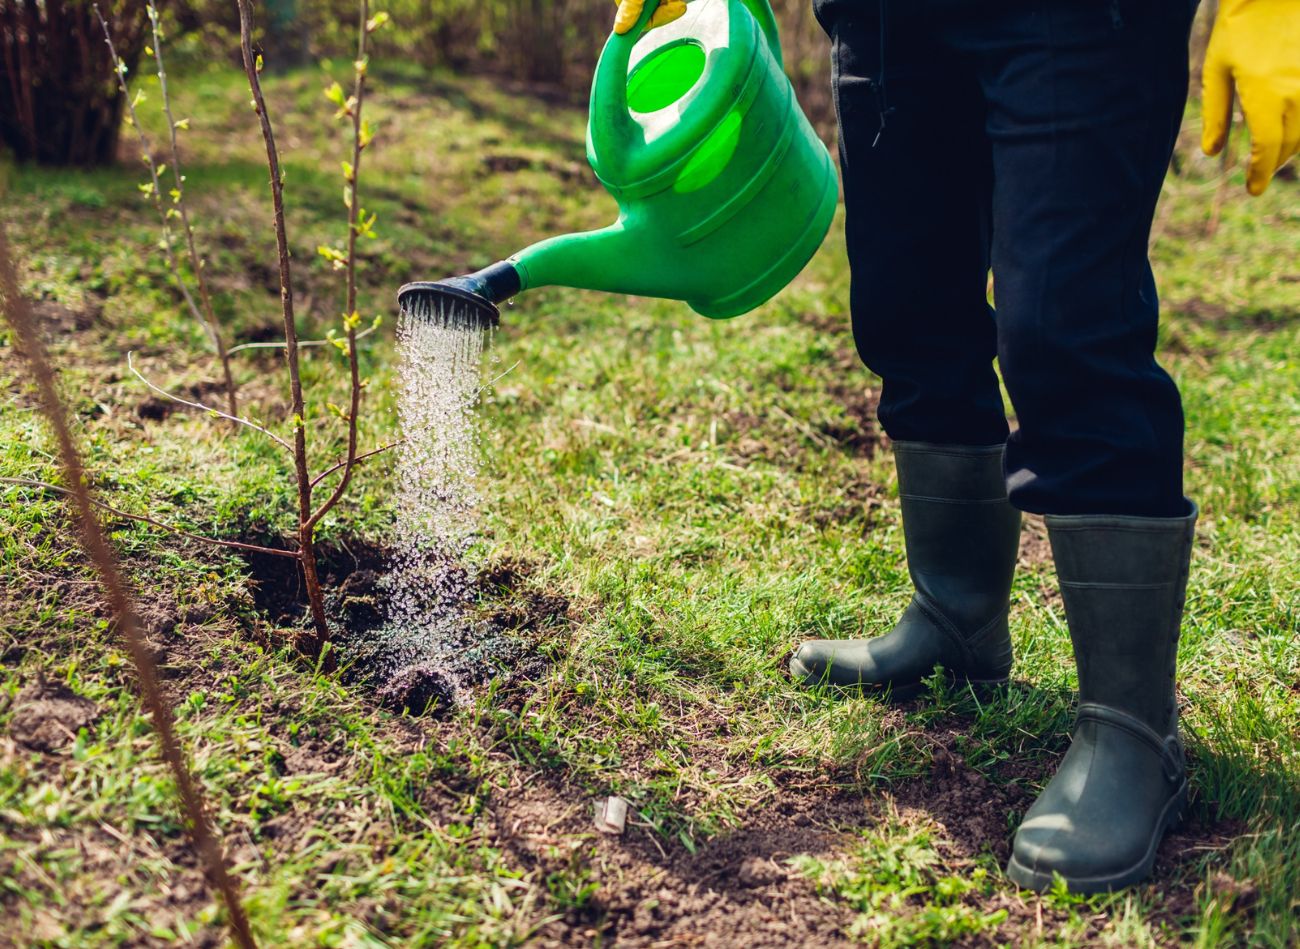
left=813, top=0, right=1197, bottom=516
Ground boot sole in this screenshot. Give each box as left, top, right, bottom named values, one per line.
left=789, top=655, right=1008, bottom=703
left=1005, top=779, right=1188, bottom=894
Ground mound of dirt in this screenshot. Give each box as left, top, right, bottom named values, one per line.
left=241, top=540, right=568, bottom=716
left=9, top=678, right=100, bottom=752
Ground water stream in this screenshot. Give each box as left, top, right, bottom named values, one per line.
left=376, top=297, right=492, bottom=705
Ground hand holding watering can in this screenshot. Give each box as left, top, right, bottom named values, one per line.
left=613, top=0, right=688, bottom=34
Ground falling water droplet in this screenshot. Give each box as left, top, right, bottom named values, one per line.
left=373, top=293, right=490, bottom=707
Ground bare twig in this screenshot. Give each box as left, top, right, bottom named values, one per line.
left=309, top=440, right=400, bottom=490
left=0, top=478, right=300, bottom=560
left=0, top=221, right=257, bottom=949
left=127, top=352, right=290, bottom=451
left=93, top=4, right=238, bottom=417
left=226, top=321, right=379, bottom=355
left=236, top=0, right=329, bottom=647
left=307, top=0, right=371, bottom=533
left=145, top=3, right=238, bottom=416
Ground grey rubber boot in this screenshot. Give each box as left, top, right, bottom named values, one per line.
left=790, top=442, right=1021, bottom=699
left=1007, top=503, right=1197, bottom=893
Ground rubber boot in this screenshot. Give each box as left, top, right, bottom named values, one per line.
left=1007, top=503, right=1197, bottom=893
left=790, top=442, right=1021, bottom=699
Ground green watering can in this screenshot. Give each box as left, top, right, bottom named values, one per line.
left=398, top=0, right=839, bottom=327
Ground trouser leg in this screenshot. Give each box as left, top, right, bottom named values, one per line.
left=793, top=3, right=1020, bottom=697
left=955, top=0, right=1196, bottom=516
left=936, top=0, right=1201, bottom=892
left=814, top=0, right=1007, bottom=447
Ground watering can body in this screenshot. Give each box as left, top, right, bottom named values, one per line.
left=506, top=0, right=838, bottom=319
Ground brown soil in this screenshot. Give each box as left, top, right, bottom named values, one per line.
left=822, top=382, right=886, bottom=459
left=1171, top=298, right=1300, bottom=333
left=4, top=570, right=1252, bottom=947
left=241, top=538, right=569, bottom=716
left=479, top=151, right=588, bottom=183
left=1018, top=514, right=1053, bottom=569
left=7, top=676, right=101, bottom=752
left=896, top=736, right=1032, bottom=865
left=494, top=776, right=864, bottom=947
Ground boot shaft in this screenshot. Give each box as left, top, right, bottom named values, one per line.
left=1045, top=503, right=1197, bottom=736
left=894, top=442, right=1021, bottom=636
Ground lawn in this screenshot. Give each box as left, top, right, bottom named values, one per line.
left=1, top=60, right=1297, bottom=947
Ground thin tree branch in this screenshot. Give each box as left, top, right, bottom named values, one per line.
left=309, top=440, right=400, bottom=490
left=145, top=3, right=238, bottom=417
left=237, top=0, right=329, bottom=646
left=308, top=0, right=370, bottom=532
left=226, top=322, right=379, bottom=355
left=94, top=4, right=238, bottom=417
left=127, top=352, right=291, bottom=451
left=0, top=478, right=301, bottom=560
left=0, top=221, right=257, bottom=949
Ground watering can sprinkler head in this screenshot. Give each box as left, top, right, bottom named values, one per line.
left=397, top=260, right=521, bottom=331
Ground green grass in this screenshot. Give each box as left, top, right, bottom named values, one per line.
left=2, top=62, right=1298, bottom=946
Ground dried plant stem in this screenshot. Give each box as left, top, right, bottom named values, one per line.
left=93, top=4, right=238, bottom=418
left=236, top=0, right=330, bottom=650
left=145, top=3, right=238, bottom=417
left=307, top=0, right=370, bottom=534
left=0, top=478, right=300, bottom=560
left=0, top=222, right=257, bottom=949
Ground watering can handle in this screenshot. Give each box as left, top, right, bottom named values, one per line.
left=590, top=0, right=783, bottom=167
left=739, top=0, right=783, bottom=69
left=614, top=0, right=782, bottom=63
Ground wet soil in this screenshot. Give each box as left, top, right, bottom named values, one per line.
left=240, top=538, right=569, bottom=716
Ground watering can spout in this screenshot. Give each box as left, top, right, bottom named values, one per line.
left=508, top=224, right=650, bottom=299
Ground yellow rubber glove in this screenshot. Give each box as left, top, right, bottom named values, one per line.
left=614, top=0, right=688, bottom=35
left=1201, top=0, right=1300, bottom=196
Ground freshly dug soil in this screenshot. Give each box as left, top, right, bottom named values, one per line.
left=8, top=677, right=100, bottom=752
left=241, top=539, right=568, bottom=716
